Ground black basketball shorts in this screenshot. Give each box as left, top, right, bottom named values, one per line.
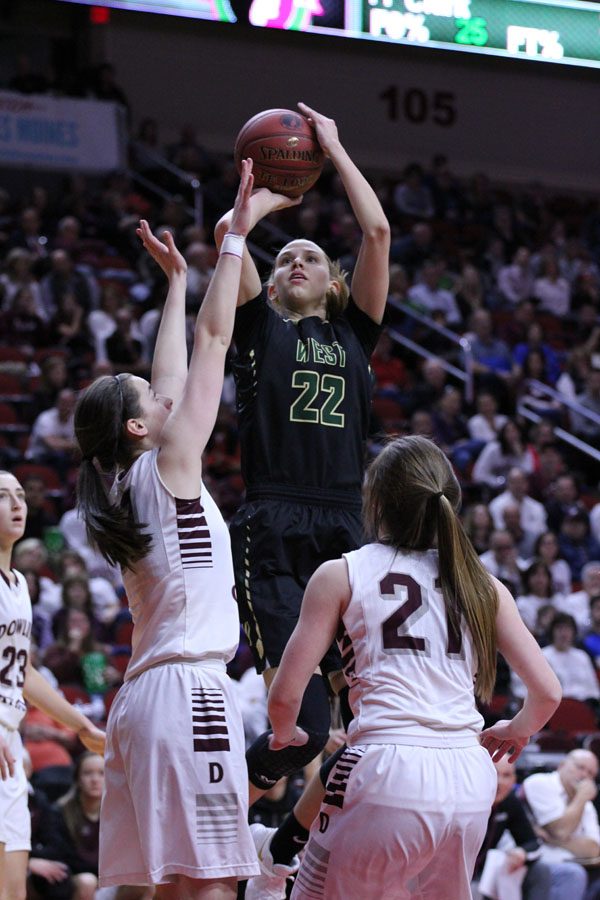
left=230, top=498, right=362, bottom=676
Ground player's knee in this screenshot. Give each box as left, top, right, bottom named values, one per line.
left=247, top=674, right=332, bottom=789
left=73, top=872, right=98, bottom=900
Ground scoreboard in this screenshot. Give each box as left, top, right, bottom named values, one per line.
left=252, top=0, right=600, bottom=70
left=53, top=0, right=600, bottom=69
left=53, top=0, right=238, bottom=21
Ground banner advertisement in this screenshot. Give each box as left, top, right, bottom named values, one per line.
left=0, top=91, right=127, bottom=172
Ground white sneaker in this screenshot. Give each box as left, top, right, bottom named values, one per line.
left=246, top=823, right=299, bottom=900
left=245, top=871, right=290, bottom=900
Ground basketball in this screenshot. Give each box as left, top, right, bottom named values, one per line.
left=234, top=108, right=324, bottom=198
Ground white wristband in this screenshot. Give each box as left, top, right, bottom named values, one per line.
left=220, top=232, right=245, bottom=258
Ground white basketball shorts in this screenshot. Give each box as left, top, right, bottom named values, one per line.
left=292, top=741, right=497, bottom=900
left=99, top=661, right=259, bottom=886
left=0, top=723, right=30, bottom=852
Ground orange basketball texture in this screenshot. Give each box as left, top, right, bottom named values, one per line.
left=234, top=109, right=324, bottom=198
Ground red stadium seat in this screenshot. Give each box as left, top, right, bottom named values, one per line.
left=0, top=373, right=26, bottom=394
left=0, top=347, right=30, bottom=364
left=59, top=684, right=91, bottom=706
left=103, top=685, right=121, bottom=717
left=110, top=651, right=130, bottom=676
left=13, top=463, right=64, bottom=493
left=115, top=618, right=134, bottom=647
left=545, top=698, right=598, bottom=737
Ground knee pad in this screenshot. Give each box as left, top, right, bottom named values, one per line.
left=246, top=674, right=331, bottom=790
left=246, top=728, right=329, bottom=790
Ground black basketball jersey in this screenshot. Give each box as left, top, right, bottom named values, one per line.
left=232, top=293, right=382, bottom=500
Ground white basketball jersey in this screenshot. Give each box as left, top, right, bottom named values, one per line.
left=0, top=569, right=32, bottom=730
left=341, top=544, right=484, bottom=747
left=112, top=449, right=240, bottom=680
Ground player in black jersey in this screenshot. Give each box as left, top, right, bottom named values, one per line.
left=215, top=103, right=390, bottom=896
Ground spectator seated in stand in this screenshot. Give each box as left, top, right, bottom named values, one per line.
left=21, top=473, right=59, bottom=542
left=461, top=502, right=494, bottom=556
left=474, top=756, right=551, bottom=900
left=0, top=285, right=48, bottom=353
left=512, top=320, right=562, bottom=387
left=12, top=538, right=61, bottom=617
left=515, top=349, right=563, bottom=423
left=516, top=560, right=564, bottom=633
left=56, top=549, right=121, bottom=631
left=521, top=750, right=600, bottom=900
left=501, top=502, right=539, bottom=560
left=489, top=467, right=548, bottom=538
left=28, top=354, right=70, bottom=423
left=26, top=388, right=78, bottom=478
left=392, top=162, right=435, bottom=220
left=570, top=362, right=600, bottom=447
left=531, top=531, right=573, bottom=598
left=407, top=258, right=462, bottom=327
left=104, top=305, right=148, bottom=377
left=57, top=506, right=123, bottom=589
left=43, top=608, right=120, bottom=719
left=29, top=752, right=104, bottom=900
left=467, top=390, right=508, bottom=443
left=558, top=509, right=600, bottom=587
left=545, top=475, right=588, bottom=536
left=472, top=421, right=536, bottom=494
left=512, top=613, right=600, bottom=709
left=479, top=529, right=528, bottom=597
left=533, top=253, right=571, bottom=318
left=582, top=594, right=600, bottom=672
left=496, top=246, right=535, bottom=307
left=557, top=562, right=600, bottom=635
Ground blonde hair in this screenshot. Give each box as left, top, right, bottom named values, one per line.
left=364, top=436, right=499, bottom=701
left=267, top=245, right=350, bottom=319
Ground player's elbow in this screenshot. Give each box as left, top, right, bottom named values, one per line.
left=214, top=216, right=230, bottom=246
left=364, top=220, right=391, bottom=246
left=268, top=685, right=301, bottom=722
left=543, top=673, right=563, bottom=711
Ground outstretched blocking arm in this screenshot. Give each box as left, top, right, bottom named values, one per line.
left=157, top=159, right=255, bottom=497
left=23, top=664, right=105, bottom=755
left=298, top=102, right=390, bottom=323
left=214, top=188, right=302, bottom=306
left=480, top=578, right=561, bottom=763
left=268, top=559, right=351, bottom=749
left=137, top=220, right=188, bottom=406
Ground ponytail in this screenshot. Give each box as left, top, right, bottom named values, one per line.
left=364, top=436, right=498, bottom=701
left=76, top=459, right=151, bottom=570
left=74, top=375, right=152, bottom=570
left=436, top=497, right=498, bottom=701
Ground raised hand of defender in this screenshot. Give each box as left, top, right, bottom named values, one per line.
left=229, top=158, right=255, bottom=239
left=136, top=219, right=187, bottom=280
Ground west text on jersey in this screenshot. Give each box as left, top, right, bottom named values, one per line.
left=296, top=338, right=347, bottom=367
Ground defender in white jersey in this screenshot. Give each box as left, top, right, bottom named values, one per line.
left=74, top=162, right=300, bottom=899
left=0, top=470, right=105, bottom=896
left=268, top=436, right=562, bottom=900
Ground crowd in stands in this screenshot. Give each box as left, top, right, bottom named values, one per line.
left=1, top=56, right=600, bottom=898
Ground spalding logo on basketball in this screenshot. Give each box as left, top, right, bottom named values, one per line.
left=234, top=108, right=325, bottom=198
